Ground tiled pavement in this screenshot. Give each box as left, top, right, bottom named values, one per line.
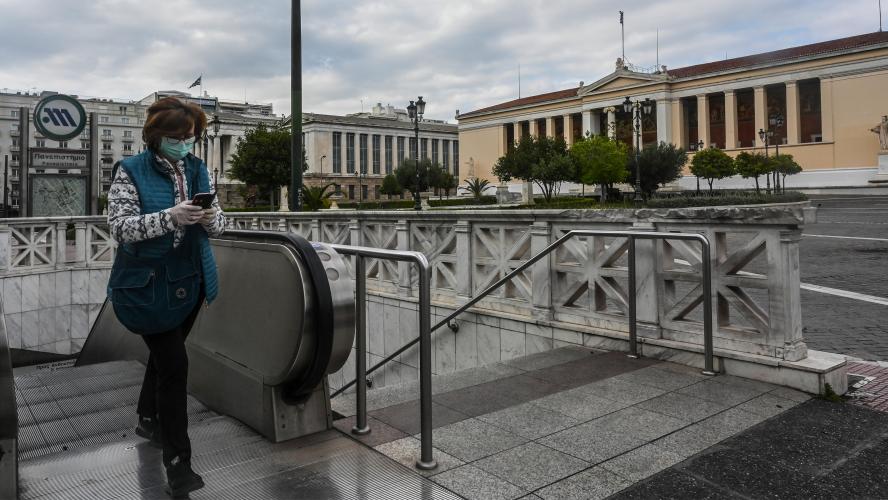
left=847, top=361, right=888, bottom=412
left=332, top=347, right=808, bottom=499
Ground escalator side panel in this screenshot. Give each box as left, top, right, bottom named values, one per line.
left=0, top=296, right=17, bottom=500
left=75, top=300, right=148, bottom=367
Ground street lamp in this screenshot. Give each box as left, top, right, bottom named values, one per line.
left=320, top=154, right=326, bottom=173
left=354, top=169, right=365, bottom=209
left=209, top=114, right=221, bottom=187
left=693, top=140, right=705, bottom=195
left=407, top=96, right=426, bottom=210
left=623, top=96, right=653, bottom=204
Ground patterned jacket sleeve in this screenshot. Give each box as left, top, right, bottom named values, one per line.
left=107, top=166, right=177, bottom=244
left=199, top=164, right=226, bottom=237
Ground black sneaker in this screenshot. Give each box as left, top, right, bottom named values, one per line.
left=165, top=457, right=204, bottom=498
left=135, top=416, right=162, bottom=448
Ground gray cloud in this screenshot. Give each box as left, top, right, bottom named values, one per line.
left=0, top=0, right=881, bottom=121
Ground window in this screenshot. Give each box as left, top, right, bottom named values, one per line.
left=12, top=168, right=19, bottom=178
left=442, top=140, right=450, bottom=170
left=35, top=139, right=45, bottom=148
left=348, top=184, right=355, bottom=200
left=11, top=138, right=17, bottom=147
left=102, top=143, right=112, bottom=151
left=102, top=157, right=113, bottom=165
left=332, top=132, right=342, bottom=173
left=123, top=130, right=133, bottom=138
left=103, top=129, right=111, bottom=136
left=123, top=143, right=133, bottom=151
left=11, top=155, right=18, bottom=162
left=372, top=134, right=381, bottom=174
left=59, top=141, right=68, bottom=148
left=421, top=138, right=428, bottom=159
left=374, top=185, right=381, bottom=200
left=453, top=141, right=459, bottom=178
left=359, top=134, right=368, bottom=174
left=409, top=137, right=417, bottom=160
left=81, top=141, right=89, bottom=149
left=362, top=185, right=368, bottom=201
left=432, top=139, right=439, bottom=165
left=799, top=79, right=822, bottom=143
left=121, top=117, right=129, bottom=124
left=346, top=133, right=355, bottom=173
left=397, top=137, right=405, bottom=166
left=119, top=106, right=128, bottom=114
left=101, top=116, right=110, bottom=123
left=385, top=136, right=393, bottom=174
left=11, top=110, right=18, bottom=118
left=11, top=123, right=18, bottom=131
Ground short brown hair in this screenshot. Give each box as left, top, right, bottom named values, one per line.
left=142, top=97, right=207, bottom=152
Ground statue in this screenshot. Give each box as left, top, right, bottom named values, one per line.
left=615, top=58, right=625, bottom=70
left=871, top=115, right=888, bottom=151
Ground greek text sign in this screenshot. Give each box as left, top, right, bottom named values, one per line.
left=33, top=94, right=87, bottom=141
left=30, top=149, right=89, bottom=169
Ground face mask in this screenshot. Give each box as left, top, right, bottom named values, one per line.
left=159, top=136, right=195, bottom=160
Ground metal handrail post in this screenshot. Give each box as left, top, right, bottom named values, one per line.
left=351, top=255, right=370, bottom=435
left=627, top=235, right=638, bottom=358
left=415, top=256, right=437, bottom=470
left=701, top=239, right=716, bottom=375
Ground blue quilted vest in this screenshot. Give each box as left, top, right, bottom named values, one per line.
left=109, top=150, right=219, bottom=304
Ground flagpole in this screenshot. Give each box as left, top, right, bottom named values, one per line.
left=620, top=11, right=625, bottom=63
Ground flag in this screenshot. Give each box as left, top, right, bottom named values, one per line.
left=619, top=11, right=624, bottom=24
left=188, top=75, right=202, bottom=89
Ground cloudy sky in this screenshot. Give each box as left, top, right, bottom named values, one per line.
left=0, top=0, right=883, bottom=121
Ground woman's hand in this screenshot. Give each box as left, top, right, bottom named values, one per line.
left=199, top=207, right=219, bottom=225
left=168, top=201, right=204, bottom=226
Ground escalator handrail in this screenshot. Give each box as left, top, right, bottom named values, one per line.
left=217, top=230, right=336, bottom=400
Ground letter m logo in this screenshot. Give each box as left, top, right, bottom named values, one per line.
left=43, top=108, right=76, bottom=127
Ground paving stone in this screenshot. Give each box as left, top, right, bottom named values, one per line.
left=430, top=465, right=528, bottom=500
left=767, top=386, right=811, bottom=403
left=709, top=374, right=779, bottom=393
left=683, top=448, right=818, bottom=499
left=332, top=415, right=407, bottom=448
left=374, top=436, right=464, bottom=477
left=473, top=442, right=588, bottom=491
left=600, top=443, right=685, bottom=483
left=434, top=373, right=562, bottom=417
left=503, top=346, right=595, bottom=372
left=538, top=418, right=648, bottom=464
left=369, top=400, right=469, bottom=435
left=676, top=379, right=762, bottom=406
left=476, top=401, right=580, bottom=440
left=571, top=377, right=666, bottom=406
left=535, top=466, right=631, bottom=500
left=524, top=352, right=658, bottom=390
left=635, top=392, right=729, bottom=423
left=606, top=468, right=739, bottom=500
left=611, top=365, right=708, bottom=391
left=735, top=393, right=800, bottom=418
left=529, top=387, right=631, bottom=422
left=431, top=363, right=524, bottom=395
left=431, top=418, right=528, bottom=462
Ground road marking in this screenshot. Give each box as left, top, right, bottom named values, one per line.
left=803, top=234, right=888, bottom=242
left=800, top=283, right=888, bottom=306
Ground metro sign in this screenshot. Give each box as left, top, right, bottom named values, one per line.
left=33, top=94, right=87, bottom=142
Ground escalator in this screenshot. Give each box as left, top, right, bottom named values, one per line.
left=1, top=231, right=360, bottom=499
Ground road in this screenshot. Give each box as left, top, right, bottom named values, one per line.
left=800, top=195, right=888, bottom=361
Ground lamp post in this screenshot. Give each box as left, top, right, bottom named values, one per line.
left=623, top=96, right=653, bottom=204
left=209, top=114, right=221, bottom=188
left=758, top=126, right=773, bottom=193
left=693, top=139, right=705, bottom=195
left=407, top=96, right=426, bottom=211
left=354, top=169, right=366, bottom=209
left=771, top=114, right=784, bottom=191
left=320, top=154, right=326, bottom=173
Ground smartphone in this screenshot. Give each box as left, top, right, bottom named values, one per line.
left=191, top=192, right=216, bottom=209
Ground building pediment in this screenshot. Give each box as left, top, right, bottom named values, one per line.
left=579, top=69, right=668, bottom=96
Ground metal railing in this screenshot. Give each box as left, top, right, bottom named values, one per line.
left=332, top=229, right=716, bottom=399
left=329, top=243, right=438, bottom=471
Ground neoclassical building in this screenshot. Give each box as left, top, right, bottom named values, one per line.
left=458, top=31, right=888, bottom=189
left=295, top=103, right=459, bottom=201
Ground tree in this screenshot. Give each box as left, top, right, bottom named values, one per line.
left=569, top=135, right=629, bottom=202
left=461, top=178, right=491, bottom=201
left=395, top=158, right=432, bottom=196
left=771, top=154, right=802, bottom=193
left=626, top=142, right=688, bottom=198
left=302, top=183, right=334, bottom=212
left=426, top=163, right=448, bottom=199
left=733, top=152, right=773, bottom=194
left=380, top=174, right=402, bottom=200
left=439, top=171, right=457, bottom=199
left=690, top=148, right=735, bottom=193
left=229, top=124, right=308, bottom=209
left=493, top=136, right=572, bottom=202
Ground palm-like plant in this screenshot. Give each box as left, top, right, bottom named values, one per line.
left=460, top=178, right=491, bottom=201
left=302, top=183, right=335, bottom=212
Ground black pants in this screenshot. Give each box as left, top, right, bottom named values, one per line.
left=137, top=293, right=204, bottom=465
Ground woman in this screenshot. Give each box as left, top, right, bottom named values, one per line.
left=107, top=97, right=225, bottom=497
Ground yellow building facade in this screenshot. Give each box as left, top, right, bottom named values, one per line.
left=457, top=32, right=888, bottom=189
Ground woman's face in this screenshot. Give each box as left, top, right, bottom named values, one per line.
left=167, top=125, right=195, bottom=142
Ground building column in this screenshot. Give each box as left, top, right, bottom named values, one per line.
left=754, top=86, right=767, bottom=147
left=562, top=114, right=573, bottom=146
left=501, top=124, right=510, bottom=154
left=697, top=94, right=710, bottom=149
left=820, top=78, right=834, bottom=142
left=213, top=135, right=223, bottom=174
left=545, top=116, right=556, bottom=138
left=724, top=90, right=737, bottom=149
left=785, top=81, right=800, bottom=145
left=656, top=99, right=672, bottom=145
left=672, top=100, right=685, bottom=147
left=589, top=110, right=602, bottom=137
left=529, top=118, right=539, bottom=138
left=582, top=111, right=592, bottom=137
left=513, top=121, right=522, bottom=143
left=606, top=108, right=616, bottom=140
